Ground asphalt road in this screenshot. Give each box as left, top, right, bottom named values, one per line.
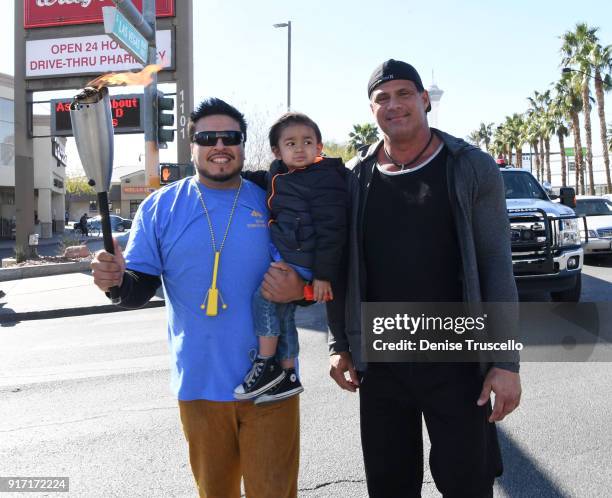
left=2, top=295, right=612, bottom=498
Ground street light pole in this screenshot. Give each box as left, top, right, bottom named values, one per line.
left=273, top=21, right=292, bottom=111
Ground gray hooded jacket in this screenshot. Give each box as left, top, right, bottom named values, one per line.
left=326, top=129, right=520, bottom=373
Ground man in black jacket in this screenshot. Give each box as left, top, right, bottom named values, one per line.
left=327, top=60, right=521, bottom=497
left=78, top=213, right=89, bottom=237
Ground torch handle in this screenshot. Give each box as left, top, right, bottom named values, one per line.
left=97, top=191, right=121, bottom=304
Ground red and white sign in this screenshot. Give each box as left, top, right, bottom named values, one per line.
left=26, top=30, right=172, bottom=77
left=24, top=0, right=175, bottom=29
left=123, top=186, right=154, bottom=194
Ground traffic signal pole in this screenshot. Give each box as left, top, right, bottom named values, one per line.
left=142, top=0, right=160, bottom=189
left=112, top=0, right=159, bottom=189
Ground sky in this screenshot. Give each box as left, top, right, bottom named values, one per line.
left=2, top=0, right=612, bottom=172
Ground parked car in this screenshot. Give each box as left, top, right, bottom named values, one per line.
left=88, top=215, right=132, bottom=233
left=500, top=168, right=583, bottom=301
left=574, top=196, right=612, bottom=256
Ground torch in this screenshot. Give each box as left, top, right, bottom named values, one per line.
left=69, top=86, right=121, bottom=303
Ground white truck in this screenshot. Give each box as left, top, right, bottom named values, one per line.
left=500, top=168, right=584, bottom=301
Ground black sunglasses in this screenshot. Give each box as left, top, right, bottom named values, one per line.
left=192, top=131, right=246, bottom=147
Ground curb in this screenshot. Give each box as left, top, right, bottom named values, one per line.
left=0, top=261, right=92, bottom=282
left=0, top=299, right=165, bottom=324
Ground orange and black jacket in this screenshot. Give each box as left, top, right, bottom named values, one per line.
left=244, top=157, right=348, bottom=282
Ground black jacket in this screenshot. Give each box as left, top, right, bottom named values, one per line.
left=326, top=131, right=519, bottom=373
left=244, top=157, right=348, bottom=281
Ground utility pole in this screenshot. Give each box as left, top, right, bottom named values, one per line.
left=175, top=0, right=194, bottom=164
left=14, top=0, right=36, bottom=260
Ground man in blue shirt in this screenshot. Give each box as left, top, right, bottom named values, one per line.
left=92, top=98, right=304, bottom=498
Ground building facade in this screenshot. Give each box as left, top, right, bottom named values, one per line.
left=1, top=72, right=67, bottom=239
left=513, top=148, right=611, bottom=195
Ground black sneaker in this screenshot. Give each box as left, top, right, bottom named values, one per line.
left=234, top=356, right=285, bottom=400
left=254, top=368, right=304, bottom=405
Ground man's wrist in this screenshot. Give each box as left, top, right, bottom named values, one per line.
left=329, top=347, right=350, bottom=356
left=492, top=362, right=520, bottom=373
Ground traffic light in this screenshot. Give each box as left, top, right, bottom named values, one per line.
left=159, top=163, right=194, bottom=185
left=160, top=164, right=180, bottom=184
left=157, top=91, right=175, bottom=147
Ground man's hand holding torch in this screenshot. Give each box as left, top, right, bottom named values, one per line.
left=91, top=239, right=126, bottom=292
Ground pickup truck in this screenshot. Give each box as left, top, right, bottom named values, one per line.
left=500, top=168, right=583, bottom=301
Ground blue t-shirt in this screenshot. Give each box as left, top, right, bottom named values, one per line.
left=124, top=177, right=271, bottom=401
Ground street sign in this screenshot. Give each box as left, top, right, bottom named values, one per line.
left=51, top=94, right=144, bottom=136
left=103, top=7, right=148, bottom=65
left=25, top=31, right=172, bottom=78
left=565, top=147, right=587, bottom=157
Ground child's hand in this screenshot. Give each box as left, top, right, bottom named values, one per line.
left=313, top=279, right=333, bottom=302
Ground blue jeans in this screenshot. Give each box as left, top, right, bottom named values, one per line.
left=252, top=284, right=299, bottom=361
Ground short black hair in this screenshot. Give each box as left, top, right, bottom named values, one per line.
left=269, top=112, right=322, bottom=148
left=188, top=98, right=247, bottom=142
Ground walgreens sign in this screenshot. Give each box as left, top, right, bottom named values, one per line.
left=24, top=0, right=174, bottom=29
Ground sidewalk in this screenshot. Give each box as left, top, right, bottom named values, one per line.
left=0, top=228, right=106, bottom=248
left=0, top=271, right=164, bottom=323
left=0, top=232, right=67, bottom=251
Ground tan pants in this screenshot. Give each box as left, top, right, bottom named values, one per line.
left=178, top=397, right=299, bottom=498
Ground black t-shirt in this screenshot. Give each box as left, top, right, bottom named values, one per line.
left=363, top=145, right=463, bottom=302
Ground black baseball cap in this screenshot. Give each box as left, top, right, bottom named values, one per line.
left=368, top=59, right=431, bottom=112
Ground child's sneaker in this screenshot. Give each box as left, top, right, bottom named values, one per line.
left=234, top=356, right=285, bottom=400
left=254, top=368, right=304, bottom=405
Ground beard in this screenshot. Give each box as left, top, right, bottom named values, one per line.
left=196, top=163, right=243, bottom=184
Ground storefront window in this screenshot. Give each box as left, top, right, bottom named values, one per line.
left=0, top=98, right=14, bottom=167
left=0, top=98, right=13, bottom=119
left=130, top=200, right=142, bottom=219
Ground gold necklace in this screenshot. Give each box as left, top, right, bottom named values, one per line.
left=194, top=177, right=243, bottom=316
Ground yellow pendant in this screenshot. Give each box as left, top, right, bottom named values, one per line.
left=201, top=251, right=225, bottom=316
left=205, top=288, right=219, bottom=316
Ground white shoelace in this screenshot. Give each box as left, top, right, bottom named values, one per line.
left=244, top=359, right=265, bottom=387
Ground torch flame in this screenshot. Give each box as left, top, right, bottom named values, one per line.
left=87, top=63, right=164, bottom=90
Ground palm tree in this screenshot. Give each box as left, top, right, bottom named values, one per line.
left=525, top=111, right=543, bottom=180
left=587, top=42, right=612, bottom=192
left=348, top=123, right=379, bottom=151
left=542, top=105, right=558, bottom=184
left=466, top=129, right=482, bottom=147
left=550, top=96, right=571, bottom=187
left=555, top=73, right=586, bottom=193
left=527, top=90, right=553, bottom=180
left=466, top=123, right=494, bottom=153
left=501, top=114, right=525, bottom=167
left=561, top=22, right=599, bottom=194
left=491, top=126, right=508, bottom=163
left=478, top=122, right=494, bottom=154
left=496, top=123, right=512, bottom=164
